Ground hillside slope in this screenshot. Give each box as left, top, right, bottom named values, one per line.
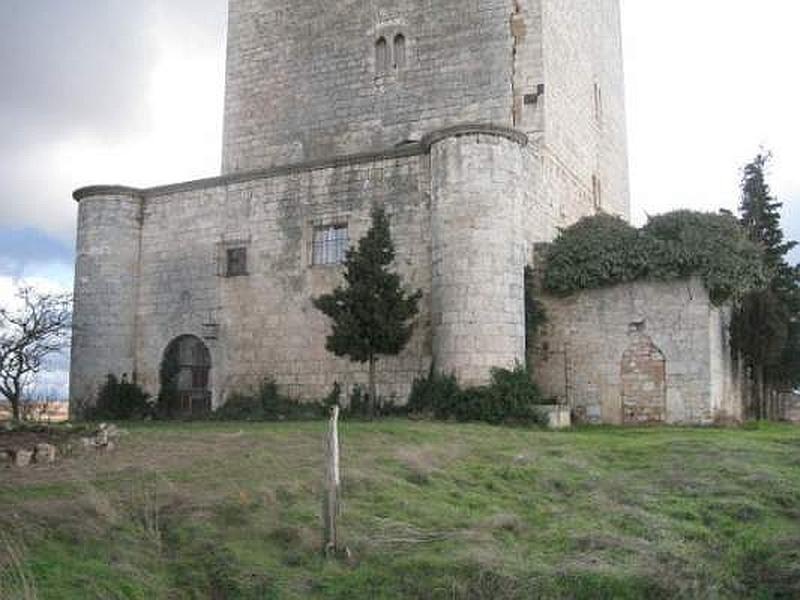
left=1, top=421, right=799, bottom=599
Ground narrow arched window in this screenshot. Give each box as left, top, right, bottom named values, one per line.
left=375, top=37, right=388, bottom=74
left=592, top=174, right=602, bottom=211
left=393, top=34, right=406, bottom=69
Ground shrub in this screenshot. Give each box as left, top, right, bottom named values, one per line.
left=343, top=384, right=404, bottom=419
left=524, top=266, right=548, bottom=354
left=480, top=365, right=548, bottom=424
left=90, top=374, right=152, bottom=420
left=213, top=392, right=263, bottom=421
left=323, top=381, right=343, bottom=409
left=408, top=365, right=548, bottom=426
left=407, top=367, right=461, bottom=419
left=214, top=378, right=326, bottom=421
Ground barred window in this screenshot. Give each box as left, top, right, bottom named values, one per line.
left=226, top=247, right=248, bottom=277
left=312, top=225, right=348, bottom=265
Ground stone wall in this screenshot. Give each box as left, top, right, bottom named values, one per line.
left=72, top=127, right=548, bottom=408
left=222, top=0, right=630, bottom=227
left=533, top=278, right=744, bottom=425
left=535, top=0, right=630, bottom=221
left=136, top=153, right=432, bottom=406
left=778, top=392, right=800, bottom=423
left=223, top=0, right=514, bottom=173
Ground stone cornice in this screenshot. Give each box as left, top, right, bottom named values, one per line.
left=73, top=123, right=529, bottom=202
left=420, top=123, right=528, bottom=150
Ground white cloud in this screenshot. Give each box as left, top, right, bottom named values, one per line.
left=0, top=275, right=70, bottom=311
left=0, top=1, right=227, bottom=242
left=622, top=0, right=800, bottom=229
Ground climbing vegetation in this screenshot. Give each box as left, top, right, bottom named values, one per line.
left=542, top=211, right=768, bottom=305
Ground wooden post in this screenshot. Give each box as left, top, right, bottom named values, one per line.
left=323, top=405, right=341, bottom=556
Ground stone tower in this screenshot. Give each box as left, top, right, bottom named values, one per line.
left=222, top=0, right=629, bottom=220
left=70, top=0, right=629, bottom=411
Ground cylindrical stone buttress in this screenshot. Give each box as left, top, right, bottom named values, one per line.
left=69, top=188, right=143, bottom=409
left=429, top=130, right=528, bottom=385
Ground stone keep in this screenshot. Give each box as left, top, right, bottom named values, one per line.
left=70, top=0, right=630, bottom=413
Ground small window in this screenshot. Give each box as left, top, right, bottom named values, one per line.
left=592, top=175, right=602, bottom=211
left=593, top=83, right=603, bottom=123
left=393, top=34, right=406, bottom=69
left=375, top=37, right=389, bottom=74
left=313, top=225, right=348, bottom=265
left=226, top=247, right=248, bottom=277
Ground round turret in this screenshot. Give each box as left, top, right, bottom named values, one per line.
left=70, top=187, right=143, bottom=409
left=428, top=127, right=528, bottom=385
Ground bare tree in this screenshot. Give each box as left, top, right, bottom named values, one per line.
left=0, top=286, right=71, bottom=421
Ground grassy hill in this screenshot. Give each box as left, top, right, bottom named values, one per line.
left=1, top=421, right=799, bottom=599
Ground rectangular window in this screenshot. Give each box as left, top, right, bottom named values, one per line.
left=312, top=224, right=348, bottom=265
left=226, top=247, right=248, bottom=277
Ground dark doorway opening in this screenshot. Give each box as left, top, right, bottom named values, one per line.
left=160, top=335, right=212, bottom=417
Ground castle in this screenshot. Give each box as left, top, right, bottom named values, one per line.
left=70, top=1, right=744, bottom=423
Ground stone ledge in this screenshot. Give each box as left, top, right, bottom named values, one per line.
left=73, top=123, right=530, bottom=203
left=420, top=123, right=529, bottom=150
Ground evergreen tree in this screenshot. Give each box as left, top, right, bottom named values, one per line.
left=740, top=153, right=798, bottom=298
left=732, top=153, right=800, bottom=416
left=313, top=207, right=422, bottom=415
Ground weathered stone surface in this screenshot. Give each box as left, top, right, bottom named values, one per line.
left=34, top=443, right=57, bottom=464
left=79, top=425, right=124, bottom=451
left=98, top=422, right=123, bottom=439
left=534, top=278, right=744, bottom=425
left=779, top=393, right=800, bottom=423
left=544, top=405, right=572, bottom=430
left=14, top=449, right=34, bottom=468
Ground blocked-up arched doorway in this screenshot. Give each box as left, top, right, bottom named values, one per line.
left=160, top=335, right=211, bottom=417
left=621, top=332, right=666, bottom=424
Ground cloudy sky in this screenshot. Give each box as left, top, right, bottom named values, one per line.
left=0, top=0, right=797, bottom=293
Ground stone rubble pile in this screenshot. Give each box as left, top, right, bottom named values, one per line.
left=1, top=423, right=125, bottom=469
left=81, top=423, right=124, bottom=451
left=0, top=443, right=58, bottom=467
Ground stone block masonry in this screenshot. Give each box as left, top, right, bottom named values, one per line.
left=222, top=0, right=630, bottom=222
left=533, top=278, right=744, bottom=425
left=71, top=127, right=542, bottom=407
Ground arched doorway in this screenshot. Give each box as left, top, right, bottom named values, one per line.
left=160, top=335, right=211, bottom=417
left=621, top=333, right=666, bottom=424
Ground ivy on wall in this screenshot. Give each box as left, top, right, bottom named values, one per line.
left=542, top=211, right=768, bottom=305
left=524, top=266, right=547, bottom=355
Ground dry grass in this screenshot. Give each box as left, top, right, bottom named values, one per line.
left=0, top=420, right=798, bottom=599
left=0, top=532, right=38, bottom=600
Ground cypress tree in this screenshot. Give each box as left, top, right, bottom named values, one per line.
left=313, top=207, right=422, bottom=415
left=733, top=153, right=800, bottom=416
left=740, top=153, right=798, bottom=297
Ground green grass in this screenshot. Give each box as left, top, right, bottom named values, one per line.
left=1, top=421, right=799, bottom=599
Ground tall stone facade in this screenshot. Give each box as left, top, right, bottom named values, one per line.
left=70, top=0, right=632, bottom=413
